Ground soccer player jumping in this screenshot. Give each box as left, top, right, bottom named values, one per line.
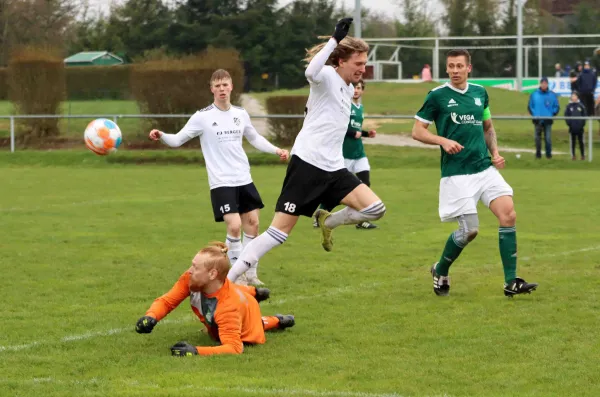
left=412, top=49, right=538, bottom=297
left=226, top=18, right=386, bottom=284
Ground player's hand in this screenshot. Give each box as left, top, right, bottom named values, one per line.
left=170, top=341, right=198, bottom=357
left=441, top=139, right=464, bottom=155
left=354, top=131, right=361, bottom=139
left=333, top=17, right=353, bottom=43
left=148, top=129, right=162, bottom=141
left=492, top=153, right=505, bottom=169
left=368, top=130, right=376, bottom=138
left=135, top=316, right=157, bottom=334
left=276, top=148, right=289, bottom=161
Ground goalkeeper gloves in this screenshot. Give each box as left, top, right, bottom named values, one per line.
left=135, top=316, right=157, bottom=334
left=171, top=341, right=199, bottom=357
left=333, top=17, right=353, bottom=43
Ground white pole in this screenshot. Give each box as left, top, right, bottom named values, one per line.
left=588, top=118, right=593, bottom=162
left=538, top=36, right=543, bottom=79
left=434, top=38, right=440, bottom=80
left=516, top=0, right=523, bottom=91
left=354, top=0, right=361, bottom=38
left=525, top=46, right=529, bottom=78
left=10, top=116, right=14, bottom=153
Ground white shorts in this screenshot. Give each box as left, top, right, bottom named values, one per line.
left=439, top=166, right=513, bottom=222
left=344, top=157, right=370, bottom=174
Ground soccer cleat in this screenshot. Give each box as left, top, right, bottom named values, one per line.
left=254, top=287, right=270, bottom=303
left=235, top=273, right=249, bottom=286
left=275, top=314, right=295, bottom=330
left=431, top=263, right=450, bottom=296
left=503, top=278, right=538, bottom=297
left=246, top=275, right=265, bottom=286
left=314, top=209, right=334, bottom=252
left=356, top=221, right=378, bottom=229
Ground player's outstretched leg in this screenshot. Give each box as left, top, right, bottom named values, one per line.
left=432, top=214, right=479, bottom=296
left=490, top=196, right=538, bottom=297
left=319, top=185, right=385, bottom=251
left=262, top=315, right=295, bottom=331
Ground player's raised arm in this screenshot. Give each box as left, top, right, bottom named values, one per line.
left=149, top=113, right=204, bottom=147
left=304, top=17, right=353, bottom=83
left=135, top=272, right=191, bottom=333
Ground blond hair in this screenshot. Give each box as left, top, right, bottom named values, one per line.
left=197, top=241, right=230, bottom=281
left=304, top=36, right=369, bottom=66
left=210, top=69, right=232, bottom=85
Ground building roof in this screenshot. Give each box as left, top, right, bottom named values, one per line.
left=64, top=51, right=124, bottom=63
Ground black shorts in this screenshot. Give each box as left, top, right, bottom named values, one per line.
left=210, top=183, right=264, bottom=222
left=275, top=155, right=362, bottom=217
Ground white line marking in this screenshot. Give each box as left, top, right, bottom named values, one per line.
left=0, top=283, right=381, bottom=353
left=520, top=245, right=600, bottom=261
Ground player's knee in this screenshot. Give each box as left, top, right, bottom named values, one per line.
left=226, top=222, right=242, bottom=237
left=500, top=209, right=516, bottom=226
left=467, top=229, right=479, bottom=242
left=367, top=201, right=386, bottom=220
left=454, top=214, right=479, bottom=247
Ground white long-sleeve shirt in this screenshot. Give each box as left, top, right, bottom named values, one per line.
left=160, top=104, right=278, bottom=189
left=291, top=38, right=354, bottom=172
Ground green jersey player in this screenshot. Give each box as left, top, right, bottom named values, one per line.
left=412, top=49, right=537, bottom=297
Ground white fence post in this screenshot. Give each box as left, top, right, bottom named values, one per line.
left=10, top=116, right=15, bottom=153
left=588, top=118, right=593, bottom=162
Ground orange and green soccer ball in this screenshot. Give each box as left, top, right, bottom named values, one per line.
left=84, top=118, right=122, bottom=155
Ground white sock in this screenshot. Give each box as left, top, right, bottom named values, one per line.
left=324, top=201, right=386, bottom=229
left=227, top=227, right=287, bottom=282
left=225, top=234, right=242, bottom=266
left=243, top=233, right=258, bottom=278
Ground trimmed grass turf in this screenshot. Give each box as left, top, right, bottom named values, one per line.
left=1, top=147, right=599, bottom=396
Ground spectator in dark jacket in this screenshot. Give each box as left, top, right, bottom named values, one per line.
left=528, top=77, right=560, bottom=159
left=564, top=91, right=586, bottom=160
left=577, top=61, right=598, bottom=117
left=570, top=62, right=583, bottom=93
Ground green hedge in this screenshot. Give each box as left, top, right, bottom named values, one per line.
left=66, top=65, right=131, bottom=99
left=265, top=96, right=307, bottom=146
left=130, top=48, right=244, bottom=134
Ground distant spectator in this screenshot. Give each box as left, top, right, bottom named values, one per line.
left=564, top=91, right=586, bottom=160
left=421, top=64, right=432, bottom=81
left=577, top=61, right=598, bottom=118
left=570, top=61, right=583, bottom=93
left=528, top=77, right=560, bottom=159
left=555, top=63, right=564, bottom=78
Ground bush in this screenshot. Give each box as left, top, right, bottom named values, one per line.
left=130, top=48, right=244, bottom=134
left=0, top=68, right=7, bottom=100
left=66, top=65, right=132, bottom=99
left=265, top=96, right=307, bottom=145
left=8, top=47, right=65, bottom=141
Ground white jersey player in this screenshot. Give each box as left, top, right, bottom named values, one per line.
left=149, top=69, right=289, bottom=286
left=226, top=18, right=386, bottom=285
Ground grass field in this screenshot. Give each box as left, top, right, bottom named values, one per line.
left=1, top=147, right=599, bottom=397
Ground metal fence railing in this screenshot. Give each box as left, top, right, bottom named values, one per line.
left=2, top=114, right=599, bottom=162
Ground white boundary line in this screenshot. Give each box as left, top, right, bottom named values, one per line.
left=520, top=244, right=600, bottom=261
left=0, top=282, right=382, bottom=353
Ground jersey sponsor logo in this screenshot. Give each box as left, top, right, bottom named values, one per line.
left=350, top=120, right=362, bottom=129
left=216, top=129, right=242, bottom=136
left=474, top=97, right=482, bottom=106
left=233, top=117, right=241, bottom=126
left=450, top=112, right=482, bottom=126
left=448, top=98, right=458, bottom=107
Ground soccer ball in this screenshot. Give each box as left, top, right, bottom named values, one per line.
left=84, top=118, right=122, bottom=155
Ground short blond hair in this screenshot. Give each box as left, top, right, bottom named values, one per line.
left=210, top=69, right=232, bottom=85
left=305, top=36, right=369, bottom=66
left=197, top=241, right=230, bottom=281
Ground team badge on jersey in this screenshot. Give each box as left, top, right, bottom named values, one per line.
left=233, top=117, right=241, bottom=126
left=474, top=98, right=482, bottom=106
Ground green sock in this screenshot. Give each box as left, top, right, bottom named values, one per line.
left=435, top=233, right=464, bottom=276
left=499, top=226, right=517, bottom=283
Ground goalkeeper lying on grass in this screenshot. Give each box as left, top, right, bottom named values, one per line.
left=135, top=242, right=295, bottom=356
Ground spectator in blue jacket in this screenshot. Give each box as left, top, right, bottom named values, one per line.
left=576, top=61, right=598, bottom=118
left=528, top=77, right=560, bottom=159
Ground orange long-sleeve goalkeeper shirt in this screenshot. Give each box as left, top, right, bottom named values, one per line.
left=145, top=272, right=266, bottom=355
